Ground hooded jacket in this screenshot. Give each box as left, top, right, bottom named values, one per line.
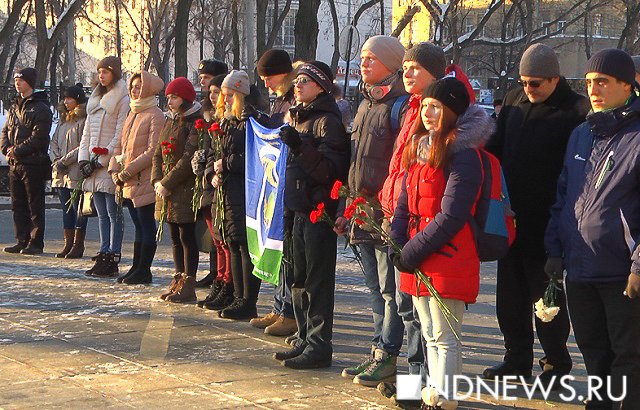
left=285, top=93, right=350, bottom=216
left=151, top=102, right=203, bottom=224
left=50, top=102, right=87, bottom=188
left=546, top=96, right=640, bottom=283
left=78, top=79, right=130, bottom=194
left=391, top=105, right=494, bottom=303
left=0, top=90, right=52, bottom=166
left=108, top=71, right=165, bottom=208
left=486, top=77, right=590, bottom=256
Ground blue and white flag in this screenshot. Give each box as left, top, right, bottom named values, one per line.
left=245, top=118, right=288, bottom=285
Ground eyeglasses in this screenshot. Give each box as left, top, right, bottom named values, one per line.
left=293, top=77, right=312, bottom=86
left=517, top=79, right=547, bottom=88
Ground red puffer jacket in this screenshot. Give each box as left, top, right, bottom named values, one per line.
left=390, top=104, right=494, bottom=304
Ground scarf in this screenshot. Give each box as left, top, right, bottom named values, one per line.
left=130, top=95, right=157, bottom=113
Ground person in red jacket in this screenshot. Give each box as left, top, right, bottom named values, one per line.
left=390, top=77, right=494, bottom=409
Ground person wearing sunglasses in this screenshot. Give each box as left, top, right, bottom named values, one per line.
left=484, top=43, right=591, bottom=390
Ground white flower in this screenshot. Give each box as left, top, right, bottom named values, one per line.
left=534, top=298, right=560, bottom=323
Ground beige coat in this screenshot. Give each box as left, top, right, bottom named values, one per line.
left=78, top=79, right=130, bottom=194
left=109, top=71, right=165, bottom=208
left=50, top=103, right=87, bottom=189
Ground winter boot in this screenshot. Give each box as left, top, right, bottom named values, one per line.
left=197, top=280, right=224, bottom=308
left=353, top=348, right=397, bottom=387
left=249, top=312, right=280, bottom=329
left=219, top=297, right=257, bottom=320
left=195, top=251, right=217, bottom=288
left=85, top=252, right=107, bottom=276
left=283, top=354, right=332, bottom=370
left=123, top=243, right=155, bottom=285
left=342, top=346, right=377, bottom=378
left=4, top=241, right=28, bottom=253
left=92, top=253, right=120, bottom=278
left=118, top=241, right=141, bottom=283
left=160, top=273, right=183, bottom=300
left=166, top=274, right=197, bottom=303
left=20, top=243, right=43, bottom=255
left=265, top=316, right=297, bottom=336
left=203, top=282, right=235, bottom=311
left=65, top=229, right=86, bottom=259
left=273, top=343, right=307, bottom=361
left=56, top=229, right=74, bottom=258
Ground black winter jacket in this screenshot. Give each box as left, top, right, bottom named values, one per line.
left=546, top=96, right=640, bottom=283
left=219, top=116, right=248, bottom=242
left=0, top=91, right=53, bottom=166
left=285, top=93, right=350, bottom=217
left=486, top=78, right=590, bottom=256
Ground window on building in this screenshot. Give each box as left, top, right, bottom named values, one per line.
left=557, top=20, right=566, bottom=35
left=541, top=20, right=550, bottom=35
left=266, top=7, right=297, bottom=50
left=593, top=14, right=603, bottom=36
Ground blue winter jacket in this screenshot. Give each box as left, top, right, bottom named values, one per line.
left=545, top=96, right=640, bottom=283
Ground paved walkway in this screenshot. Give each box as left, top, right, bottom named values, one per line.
left=0, top=209, right=587, bottom=409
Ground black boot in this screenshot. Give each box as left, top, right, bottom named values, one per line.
left=195, top=251, right=217, bottom=288
left=92, top=253, right=120, bottom=278
left=20, top=243, right=43, bottom=255
left=118, top=241, right=141, bottom=283
left=85, top=252, right=107, bottom=276
left=197, top=280, right=224, bottom=308
left=219, top=297, right=257, bottom=320
left=123, top=244, right=156, bottom=285
left=273, top=343, right=307, bottom=361
left=203, top=283, right=235, bottom=311
left=4, top=241, right=28, bottom=253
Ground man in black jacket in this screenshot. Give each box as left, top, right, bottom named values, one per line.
left=485, top=44, right=591, bottom=387
left=1, top=68, right=53, bottom=255
left=273, top=61, right=350, bottom=369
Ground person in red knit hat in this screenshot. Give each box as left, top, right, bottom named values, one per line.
left=151, top=77, right=204, bottom=303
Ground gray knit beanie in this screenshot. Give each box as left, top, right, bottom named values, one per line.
left=222, top=70, right=250, bottom=96
left=361, top=35, right=405, bottom=72
left=519, top=44, right=560, bottom=78
left=403, top=42, right=446, bottom=79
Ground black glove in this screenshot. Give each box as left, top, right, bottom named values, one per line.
left=544, top=257, right=564, bottom=280
left=392, top=253, right=414, bottom=273
left=279, top=125, right=302, bottom=151
left=80, top=160, right=97, bottom=178
left=240, top=105, right=258, bottom=122
left=53, top=161, right=68, bottom=174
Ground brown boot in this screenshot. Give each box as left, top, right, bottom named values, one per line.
left=166, top=274, right=197, bottom=303
left=264, top=315, right=298, bottom=336
left=249, top=312, right=280, bottom=329
left=56, top=229, right=74, bottom=258
left=65, top=229, right=85, bottom=259
left=160, top=273, right=183, bottom=300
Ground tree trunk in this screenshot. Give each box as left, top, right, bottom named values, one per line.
left=0, top=0, right=29, bottom=49
left=174, top=0, right=193, bottom=78
left=326, top=0, right=340, bottom=71
left=294, top=0, right=321, bottom=60
left=231, top=0, right=240, bottom=69
left=115, top=0, right=122, bottom=58
left=65, top=17, right=76, bottom=84
left=256, top=0, right=268, bottom=59
left=50, top=41, right=59, bottom=100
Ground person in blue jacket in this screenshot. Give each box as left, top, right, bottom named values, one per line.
left=545, top=48, right=640, bottom=409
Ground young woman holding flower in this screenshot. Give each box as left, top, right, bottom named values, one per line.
left=151, top=77, right=203, bottom=303
left=108, top=71, right=165, bottom=285
left=78, top=56, right=130, bottom=277
left=390, top=77, right=494, bottom=410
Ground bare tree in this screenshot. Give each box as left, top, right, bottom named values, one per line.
left=616, top=0, right=640, bottom=53
left=294, top=0, right=322, bottom=60
left=174, top=0, right=194, bottom=78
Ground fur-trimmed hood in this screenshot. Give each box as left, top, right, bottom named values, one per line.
left=451, top=104, right=494, bottom=153
left=87, top=79, right=129, bottom=114
left=57, top=102, right=87, bottom=123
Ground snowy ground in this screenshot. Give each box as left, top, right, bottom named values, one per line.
left=0, top=209, right=588, bottom=409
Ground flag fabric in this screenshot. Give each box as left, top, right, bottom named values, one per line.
left=245, top=118, right=288, bottom=285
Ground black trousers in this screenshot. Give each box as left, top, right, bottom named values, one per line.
left=9, top=164, right=48, bottom=249
left=566, top=279, right=640, bottom=410
left=168, top=222, right=199, bottom=277
left=496, top=244, right=572, bottom=372
left=291, top=212, right=337, bottom=359
left=228, top=241, right=260, bottom=302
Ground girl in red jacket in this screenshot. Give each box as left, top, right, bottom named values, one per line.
left=390, top=77, right=494, bottom=410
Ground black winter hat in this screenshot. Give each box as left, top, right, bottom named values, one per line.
left=14, top=67, right=37, bottom=89
left=403, top=42, right=446, bottom=79
left=257, top=49, right=293, bottom=76
left=209, top=73, right=226, bottom=89
left=586, top=48, right=636, bottom=85
left=63, top=83, right=87, bottom=104
left=423, top=77, right=470, bottom=116
left=199, top=59, right=228, bottom=77
left=297, top=60, right=334, bottom=94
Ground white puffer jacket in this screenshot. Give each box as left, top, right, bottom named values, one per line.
left=78, top=79, right=130, bottom=194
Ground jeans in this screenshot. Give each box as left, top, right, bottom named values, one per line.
left=92, top=192, right=123, bottom=254
left=273, top=213, right=295, bottom=319
left=359, top=243, right=404, bottom=356
left=396, top=267, right=425, bottom=376
left=413, top=296, right=465, bottom=403
left=56, top=187, right=87, bottom=230
left=291, top=213, right=337, bottom=358
left=566, top=279, right=640, bottom=409
left=9, top=163, right=48, bottom=248
left=168, top=222, right=199, bottom=277
left=228, top=241, right=260, bottom=301
left=123, top=200, right=156, bottom=245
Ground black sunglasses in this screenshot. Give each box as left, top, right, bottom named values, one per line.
left=517, top=79, right=547, bottom=88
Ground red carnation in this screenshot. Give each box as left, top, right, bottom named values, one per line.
left=316, top=202, right=325, bottom=212
left=309, top=209, right=319, bottom=223
left=195, top=119, right=206, bottom=129
left=353, top=196, right=367, bottom=206
left=170, top=136, right=176, bottom=141
left=161, top=141, right=169, bottom=146
left=167, top=143, right=176, bottom=150
left=209, top=122, right=221, bottom=133
left=343, top=203, right=356, bottom=219
left=330, top=180, right=343, bottom=200
left=163, top=149, right=170, bottom=155
left=355, top=217, right=365, bottom=226
left=92, top=147, right=107, bottom=155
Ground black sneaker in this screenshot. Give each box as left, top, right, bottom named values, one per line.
left=273, top=344, right=307, bottom=361
left=282, top=354, right=331, bottom=370
left=4, top=242, right=27, bottom=253
left=20, top=244, right=43, bottom=255
left=204, top=283, right=235, bottom=311
left=219, top=298, right=257, bottom=320
left=197, top=280, right=224, bottom=308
